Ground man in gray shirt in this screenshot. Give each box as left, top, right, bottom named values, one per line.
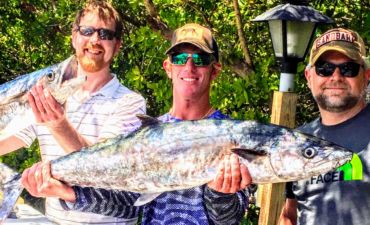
left=279, top=28, right=370, bottom=225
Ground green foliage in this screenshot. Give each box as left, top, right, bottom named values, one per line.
left=1, top=0, right=370, bottom=224
left=0, top=141, right=41, bottom=172
left=240, top=204, right=260, bottom=225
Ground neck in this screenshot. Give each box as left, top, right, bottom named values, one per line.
left=78, top=66, right=113, bottom=93
left=170, top=96, right=214, bottom=120
left=320, top=101, right=366, bottom=126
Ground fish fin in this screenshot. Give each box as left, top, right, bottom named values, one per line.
left=0, top=173, right=23, bottom=223
left=134, top=193, right=162, bottom=206
left=0, top=91, right=28, bottom=106
left=136, top=114, right=161, bottom=127
left=231, top=148, right=268, bottom=159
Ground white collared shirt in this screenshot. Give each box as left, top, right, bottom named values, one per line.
left=16, top=74, right=146, bottom=224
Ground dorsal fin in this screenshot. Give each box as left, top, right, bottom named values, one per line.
left=136, top=114, right=161, bottom=127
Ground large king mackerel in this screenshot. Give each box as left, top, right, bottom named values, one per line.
left=0, top=56, right=86, bottom=140
left=0, top=116, right=356, bottom=221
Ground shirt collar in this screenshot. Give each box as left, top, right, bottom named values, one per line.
left=91, top=74, right=120, bottom=98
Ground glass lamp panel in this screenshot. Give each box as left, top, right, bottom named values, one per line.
left=269, top=20, right=315, bottom=59
left=286, top=21, right=315, bottom=58
left=268, top=20, right=283, bottom=58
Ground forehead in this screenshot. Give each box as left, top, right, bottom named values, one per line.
left=79, top=11, right=115, bottom=28
left=319, top=51, right=355, bottom=62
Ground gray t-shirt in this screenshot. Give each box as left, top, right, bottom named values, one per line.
left=287, top=104, right=370, bottom=225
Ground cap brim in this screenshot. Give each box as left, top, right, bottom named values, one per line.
left=311, top=46, right=363, bottom=65
left=165, top=41, right=214, bottom=55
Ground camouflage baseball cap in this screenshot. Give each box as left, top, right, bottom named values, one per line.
left=165, top=23, right=219, bottom=61
left=309, top=28, right=366, bottom=65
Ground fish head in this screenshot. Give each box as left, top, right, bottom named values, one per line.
left=39, top=56, right=86, bottom=103
left=232, top=127, right=354, bottom=183
left=268, top=131, right=354, bottom=182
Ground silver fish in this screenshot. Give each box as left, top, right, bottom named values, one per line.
left=0, top=115, right=355, bottom=221
left=0, top=56, right=86, bottom=140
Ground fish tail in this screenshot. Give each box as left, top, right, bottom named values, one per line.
left=0, top=173, right=23, bottom=222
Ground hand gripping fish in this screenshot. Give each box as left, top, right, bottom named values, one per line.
left=0, top=56, right=86, bottom=140
left=0, top=115, right=358, bottom=221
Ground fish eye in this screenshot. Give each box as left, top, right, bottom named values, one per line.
left=302, top=147, right=317, bottom=159
left=46, top=72, right=55, bottom=81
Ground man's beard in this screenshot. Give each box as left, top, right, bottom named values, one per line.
left=314, top=92, right=364, bottom=112
left=77, top=45, right=109, bottom=72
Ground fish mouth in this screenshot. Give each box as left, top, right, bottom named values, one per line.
left=60, top=56, right=79, bottom=82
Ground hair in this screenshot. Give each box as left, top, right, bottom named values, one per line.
left=72, top=0, right=123, bottom=40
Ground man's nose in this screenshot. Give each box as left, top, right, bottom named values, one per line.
left=184, top=57, right=196, bottom=71
left=90, top=31, right=101, bottom=43
left=330, top=67, right=344, bottom=80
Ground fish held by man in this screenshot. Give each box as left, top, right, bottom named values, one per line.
left=0, top=116, right=356, bottom=221
left=0, top=56, right=86, bottom=140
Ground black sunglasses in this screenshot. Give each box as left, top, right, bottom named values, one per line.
left=76, top=26, right=117, bottom=40
left=170, top=52, right=214, bottom=67
left=315, top=60, right=362, bottom=78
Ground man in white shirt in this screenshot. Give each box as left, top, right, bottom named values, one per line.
left=0, top=1, right=145, bottom=224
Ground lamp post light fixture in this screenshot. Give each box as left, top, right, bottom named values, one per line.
left=252, top=0, right=333, bottom=92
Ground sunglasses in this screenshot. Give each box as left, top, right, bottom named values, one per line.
left=315, top=60, right=362, bottom=78
left=76, top=26, right=117, bottom=40
left=170, top=53, right=214, bottom=66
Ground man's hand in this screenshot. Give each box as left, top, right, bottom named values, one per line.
left=207, top=153, right=252, bottom=193
left=21, top=161, right=76, bottom=202
left=28, top=83, right=90, bottom=153
left=28, top=83, right=66, bottom=127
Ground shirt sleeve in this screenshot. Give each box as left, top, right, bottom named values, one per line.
left=204, top=185, right=249, bottom=225
left=14, top=125, right=37, bottom=147
left=98, top=92, right=146, bottom=142
left=285, top=182, right=296, bottom=199
left=60, top=186, right=142, bottom=219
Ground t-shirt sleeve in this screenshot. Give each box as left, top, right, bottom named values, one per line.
left=285, top=182, right=296, bottom=199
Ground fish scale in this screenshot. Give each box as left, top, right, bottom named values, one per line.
left=0, top=116, right=355, bottom=220
left=48, top=118, right=353, bottom=191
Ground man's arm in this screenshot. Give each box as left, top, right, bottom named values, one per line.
left=29, top=84, right=146, bottom=153
left=61, top=186, right=141, bottom=219
left=279, top=198, right=298, bottom=225
left=205, top=154, right=251, bottom=225
left=29, top=84, right=91, bottom=153
left=21, top=161, right=141, bottom=219
left=0, top=136, right=27, bottom=155
left=279, top=182, right=297, bottom=225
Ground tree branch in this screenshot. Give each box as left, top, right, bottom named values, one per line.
left=143, top=0, right=173, bottom=40
left=232, top=0, right=254, bottom=73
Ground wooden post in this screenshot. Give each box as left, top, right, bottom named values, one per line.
left=257, top=91, right=297, bottom=225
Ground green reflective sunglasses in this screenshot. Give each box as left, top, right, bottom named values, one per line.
left=170, top=53, right=214, bottom=66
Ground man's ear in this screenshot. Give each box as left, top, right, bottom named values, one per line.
left=305, top=67, right=312, bottom=89
left=113, top=39, right=122, bottom=57
left=210, top=62, right=221, bottom=81
left=365, top=68, right=370, bottom=81
left=71, top=31, right=77, bottom=49
left=364, top=68, right=370, bottom=90
left=163, top=59, right=172, bottom=79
